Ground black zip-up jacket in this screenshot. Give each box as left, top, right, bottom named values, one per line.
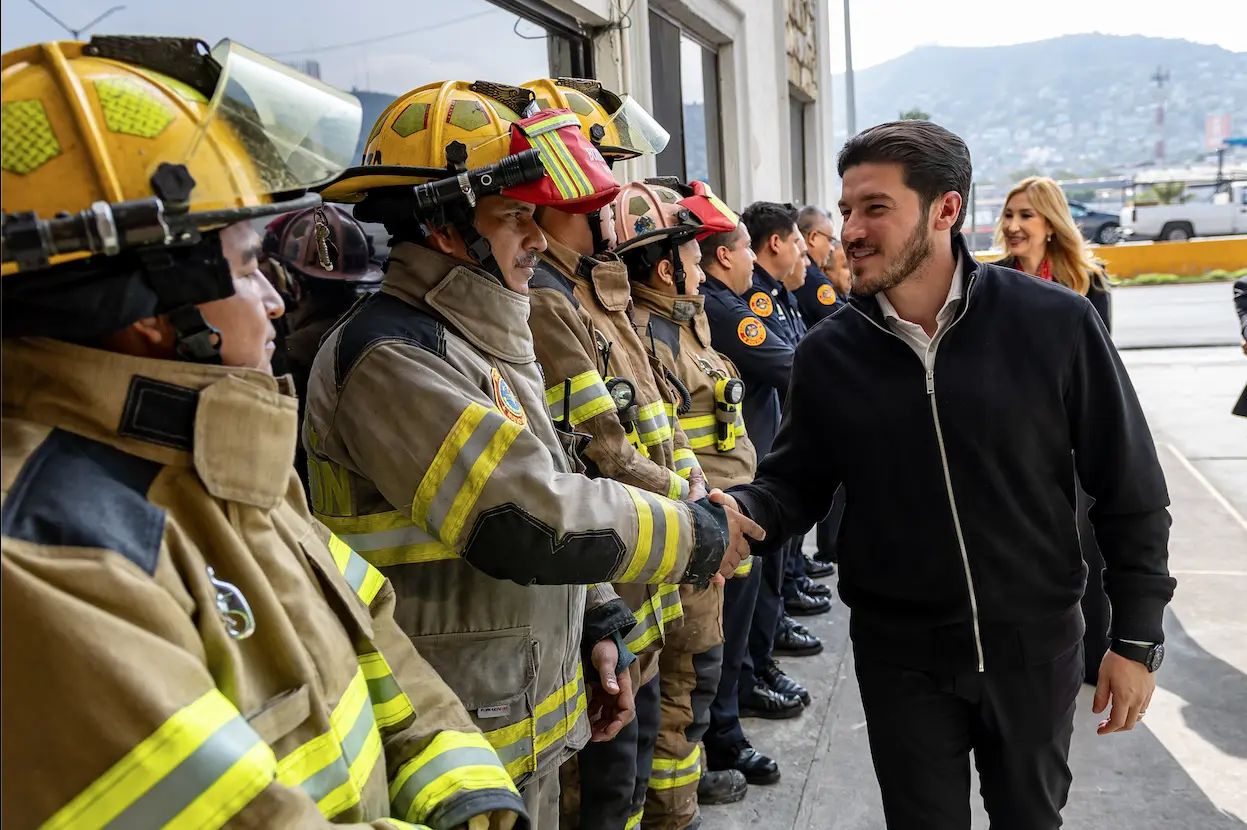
left=730, top=240, right=1175, bottom=672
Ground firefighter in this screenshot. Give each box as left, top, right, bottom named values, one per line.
left=792, top=204, right=844, bottom=325
left=517, top=80, right=696, bottom=830
left=0, top=37, right=525, bottom=829
left=616, top=179, right=758, bottom=828
left=301, top=81, right=762, bottom=825
left=261, top=204, right=383, bottom=490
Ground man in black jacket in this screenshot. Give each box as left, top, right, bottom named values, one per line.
left=712, top=120, right=1176, bottom=829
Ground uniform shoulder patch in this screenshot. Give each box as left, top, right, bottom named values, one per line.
left=334, top=292, right=445, bottom=388
left=748, top=292, right=773, bottom=317
left=1, top=429, right=165, bottom=574
left=817, top=284, right=838, bottom=305
left=491, top=368, right=527, bottom=426
left=529, top=261, right=579, bottom=308
left=737, top=316, right=767, bottom=346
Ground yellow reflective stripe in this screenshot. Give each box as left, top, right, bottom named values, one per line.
left=665, top=470, right=687, bottom=500
left=483, top=664, right=586, bottom=779
left=327, top=533, right=386, bottom=605
left=532, top=133, right=581, bottom=200
left=546, top=370, right=614, bottom=426
left=388, top=730, right=518, bottom=823
left=442, top=417, right=522, bottom=545
left=672, top=447, right=699, bottom=478
left=657, top=583, right=684, bottom=626
left=636, top=400, right=673, bottom=446
left=650, top=745, right=701, bottom=789
left=619, top=488, right=654, bottom=583
left=384, top=822, right=433, bottom=830
left=317, top=512, right=459, bottom=568
left=733, top=555, right=754, bottom=576
left=412, top=403, right=488, bottom=530
left=524, top=111, right=581, bottom=134
left=41, top=690, right=274, bottom=830
left=533, top=130, right=593, bottom=198
left=648, top=496, right=681, bottom=584
left=359, top=652, right=416, bottom=731
left=679, top=414, right=716, bottom=429
left=686, top=433, right=716, bottom=450
left=586, top=583, right=601, bottom=590
left=627, top=584, right=683, bottom=653
left=625, top=809, right=644, bottom=829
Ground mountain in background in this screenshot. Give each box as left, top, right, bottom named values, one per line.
left=833, top=34, right=1247, bottom=183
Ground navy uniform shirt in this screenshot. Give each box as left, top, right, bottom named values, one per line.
left=701, top=275, right=794, bottom=458
left=793, top=261, right=847, bottom=324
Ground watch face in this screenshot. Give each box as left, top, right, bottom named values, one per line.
left=1147, top=643, right=1165, bottom=672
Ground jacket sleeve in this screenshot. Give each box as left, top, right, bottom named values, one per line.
left=530, top=288, right=688, bottom=501
left=705, top=301, right=795, bottom=401
left=582, top=582, right=637, bottom=665
left=309, top=522, right=527, bottom=830
left=647, top=334, right=703, bottom=485
left=727, top=336, right=841, bottom=558
left=0, top=542, right=492, bottom=830
left=332, top=341, right=728, bottom=588
left=1234, top=277, right=1247, bottom=341
left=1064, top=304, right=1175, bottom=644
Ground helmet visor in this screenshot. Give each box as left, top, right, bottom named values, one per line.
left=159, top=39, right=362, bottom=204
left=600, top=95, right=670, bottom=158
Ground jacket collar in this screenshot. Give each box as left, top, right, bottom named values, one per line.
left=2, top=338, right=298, bottom=509
left=848, top=235, right=983, bottom=329
left=542, top=235, right=631, bottom=313
left=384, top=242, right=535, bottom=364
left=752, top=263, right=785, bottom=296
left=631, top=281, right=711, bottom=347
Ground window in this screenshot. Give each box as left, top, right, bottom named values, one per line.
left=0, top=0, right=591, bottom=162
left=789, top=88, right=808, bottom=204
left=649, top=12, right=724, bottom=192
left=1067, top=203, right=1088, bottom=218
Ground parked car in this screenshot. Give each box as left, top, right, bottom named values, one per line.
left=1121, top=180, right=1247, bottom=241
left=1068, top=201, right=1121, bottom=244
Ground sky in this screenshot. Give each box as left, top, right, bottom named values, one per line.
left=832, top=0, right=1246, bottom=72
left=1, top=0, right=1243, bottom=93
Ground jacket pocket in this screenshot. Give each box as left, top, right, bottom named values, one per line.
left=300, top=533, right=377, bottom=642
left=245, top=685, right=311, bottom=746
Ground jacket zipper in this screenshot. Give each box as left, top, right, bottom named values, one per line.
left=849, top=277, right=986, bottom=672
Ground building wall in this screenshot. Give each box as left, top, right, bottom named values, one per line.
left=557, top=0, right=837, bottom=211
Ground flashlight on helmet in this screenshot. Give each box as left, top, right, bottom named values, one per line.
left=714, top=377, right=745, bottom=452
left=411, top=146, right=546, bottom=215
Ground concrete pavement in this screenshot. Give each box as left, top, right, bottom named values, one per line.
left=1112, top=282, right=1242, bottom=350
left=701, top=332, right=1247, bottom=829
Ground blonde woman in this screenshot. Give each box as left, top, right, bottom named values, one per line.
left=996, top=176, right=1112, bottom=329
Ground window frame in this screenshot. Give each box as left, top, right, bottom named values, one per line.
left=493, top=0, right=594, bottom=77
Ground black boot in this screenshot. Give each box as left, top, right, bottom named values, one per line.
left=784, top=589, right=831, bottom=617
left=738, top=681, right=804, bottom=719
left=760, top=659, right=811, bottom=706
left=803, top=556, right=836, bottom=578
left=708, top=739, right=781, bottom=786
left=697, top=768, right=748, bottom=805
left=797, top=574, right=832, bottom=597
left=773, top=616, right=824, bottom=656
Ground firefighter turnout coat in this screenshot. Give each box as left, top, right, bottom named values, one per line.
left=301, top=242, right=729, bottom=788
left=0, top=337, right=523, bottom=830
left=528, top=237, right=702, bottom=683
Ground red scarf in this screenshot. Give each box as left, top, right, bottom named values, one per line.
left=1036, top=260, right=1053, bottom=281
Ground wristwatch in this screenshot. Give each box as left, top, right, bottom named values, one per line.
left=1110, top=640, right=1165, bottom=672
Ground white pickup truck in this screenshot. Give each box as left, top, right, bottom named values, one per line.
left=1120, top=180, right=1247, bottom=241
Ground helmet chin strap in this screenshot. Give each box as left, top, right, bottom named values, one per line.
left=446, top=204, right=507, bottom=285
left=588, top=209, right=609, bottom=256
left=668, top=238, right=686, bottom=295
left=168, top=306, right=223, bottom=364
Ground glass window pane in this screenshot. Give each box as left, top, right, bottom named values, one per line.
left=680, top=35, right=709, bottom=186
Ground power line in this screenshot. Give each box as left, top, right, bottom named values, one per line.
left=271, top=9, right=500, bottom=57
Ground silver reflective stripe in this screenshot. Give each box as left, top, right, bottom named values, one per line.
left=547, top=374, right=612, bottom=424
left=102, top=716, right=264, bottom=830
left=674, top=453, right=698, bottom=473
left=636, top=403, right=672, bottom=445
left=340, top=522, right=439, bottom=553
left=634, top=489, right=672, bottom=583
left=426, top=411, right=508, bottom=539
left=390, top=746, right=505, bottom=821
left=341, top=552, right=373, bottom=596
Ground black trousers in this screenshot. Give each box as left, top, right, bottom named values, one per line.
left=854, top=642, right=1082, bottom=830
left=781, top=534, right=807, bottom=600
left=575, top=674, right=662, bottom=828
left=745, top=538, right=791, bottom=681
left=706, top=564, right=762, bottom=755
left=815, top=485, right=846, bottom=562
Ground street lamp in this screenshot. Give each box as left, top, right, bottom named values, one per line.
left=843, top=0, right=856, bottom=138
left=24, top=0, right=126, bottom=40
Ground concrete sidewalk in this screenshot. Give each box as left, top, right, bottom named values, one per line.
left=701, top=364, right=1247, bottom=828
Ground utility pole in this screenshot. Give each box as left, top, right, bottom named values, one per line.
left=842, top=0, right=856, bottom=139
left=1151, top=65, right=1170, bottom=164
left=25, top=0, right=126, bottom=40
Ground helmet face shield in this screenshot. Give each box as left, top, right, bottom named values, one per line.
left=599, top=95, right=670, bottom=159
left=159, top=40, right=362, bottom=206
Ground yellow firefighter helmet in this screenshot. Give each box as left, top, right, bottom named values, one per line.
left=521, top=78, right=669, bottom=162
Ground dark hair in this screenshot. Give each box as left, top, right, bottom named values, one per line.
left=697, top=224, right=745, bottom=266
left=836, top=121, right=972, bottom=234
left=741, top=202, right=798, bottom=254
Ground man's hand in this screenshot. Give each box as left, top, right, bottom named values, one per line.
left=586, top=637, right=635, bottom=742
left=1093, top=649, right=1156, bottom=735
left=709, top=488, right=765, bottom=580
left=685, top=466, right=708, bottom=503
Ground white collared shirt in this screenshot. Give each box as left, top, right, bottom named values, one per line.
left=875, top=255, right=965, bottom=367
